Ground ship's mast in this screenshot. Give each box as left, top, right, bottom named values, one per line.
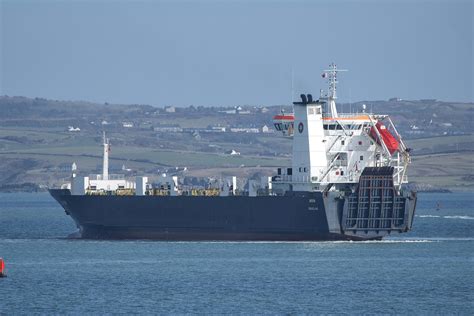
left=322, top=63, right=347, bottom=118
left=102, top=131, right=109, bottom=180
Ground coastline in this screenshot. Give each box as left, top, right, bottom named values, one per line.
left=2, top=182, right=473, bottom=194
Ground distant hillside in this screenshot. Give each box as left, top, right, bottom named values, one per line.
left=1, top=95, right=472, bottom=138
left=0, top=95, right=472, bottom=192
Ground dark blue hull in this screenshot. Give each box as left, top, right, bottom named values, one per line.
left=49, top=190, right=342, bottom=240
left=49, top=186, right=416, bottom=241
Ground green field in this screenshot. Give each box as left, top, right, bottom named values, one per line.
left=0, top=125, right=472, bottom=191
left=406, top=135, right=474, bottom=154
left=0, top=123, right=290, bottom=169
left=410, top=152, right=474, bottom=190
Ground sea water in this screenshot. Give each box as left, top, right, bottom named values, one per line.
left=0, top=192, right=473, bottom=314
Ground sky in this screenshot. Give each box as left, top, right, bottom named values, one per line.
left=1, top=0, right=472, bottom=106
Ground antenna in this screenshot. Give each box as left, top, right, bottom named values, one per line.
left=102, top=131, right=109, bottom=180
left=291, top=67, right=294, bottom=103
left=322, top=63, right=348, bottom=118
left=323, top=63, right=348, bottom=100
left=349, top=88, right=352, bottom=114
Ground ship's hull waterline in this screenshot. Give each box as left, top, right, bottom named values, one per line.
left=49, top=189, right=416, bottom=241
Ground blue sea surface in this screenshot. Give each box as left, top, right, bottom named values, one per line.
left=0, top=192, right=473, bottom=314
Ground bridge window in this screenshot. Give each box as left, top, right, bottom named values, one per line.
left=323, top=123, right=349, bottom=130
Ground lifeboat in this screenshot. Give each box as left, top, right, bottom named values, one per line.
left=369, top=121, right=399, bottom=155
left=273, top=113, right=294, bottom=136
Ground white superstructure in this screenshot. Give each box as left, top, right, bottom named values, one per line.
left=291, top=96, right=327, bottom=191
left=272, top=64, right=411, bottom=193
left=67, top=132, right=136, bottom=195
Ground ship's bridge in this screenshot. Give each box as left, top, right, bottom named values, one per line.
left=322, top=113, right=374, bottom=135
left=322, top=113, right=373, bottom=120
left=273, top=113, right=294, bottom=137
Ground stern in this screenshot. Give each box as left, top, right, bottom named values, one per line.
left=339, top=167, right=417, bottom=239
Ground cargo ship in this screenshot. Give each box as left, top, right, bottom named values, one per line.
left=49, top=64, right=417, bottom=241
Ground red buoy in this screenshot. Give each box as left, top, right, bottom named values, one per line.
left=0, top=258, right=6, bottom=278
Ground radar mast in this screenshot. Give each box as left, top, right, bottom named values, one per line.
left=321, top=63, right=347, bottom=118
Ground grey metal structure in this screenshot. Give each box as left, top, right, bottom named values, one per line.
left=342, top=167, right=416, bottom=239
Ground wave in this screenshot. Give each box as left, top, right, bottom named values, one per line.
left=354, top=239, right=434, bottom=243
left=443, top=215, right=474, bottom=220
left=0, top=238, right=434, bottom=245
left=416, top=214, right=474, bottom=220
left=2, top=236, right=472, bottom=245
left=410, top=237, right=474, bottom=242
left=222, top=241, right=429, bottom=244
